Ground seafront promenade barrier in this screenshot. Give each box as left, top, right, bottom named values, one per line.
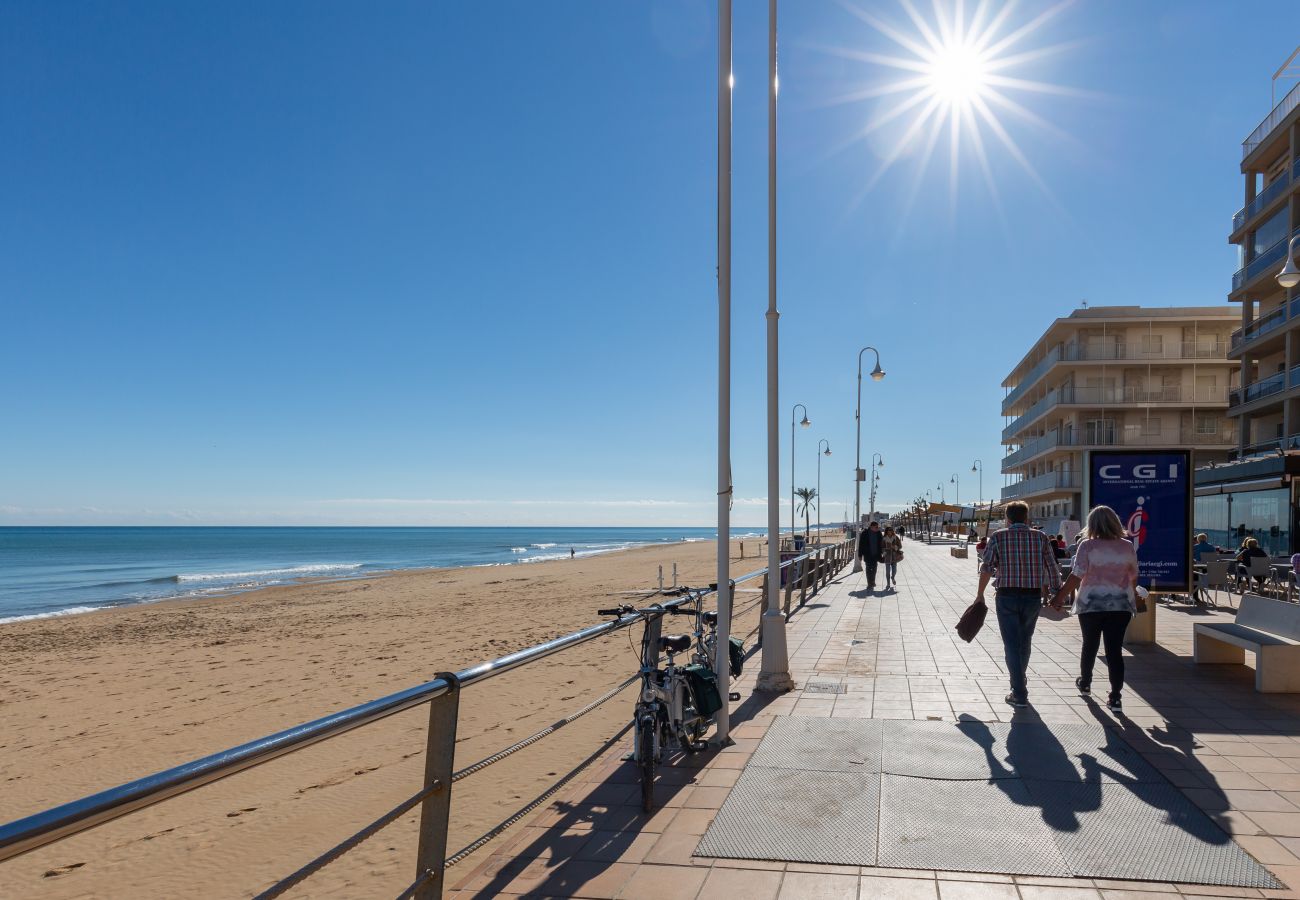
left=0, top=538, right=853, bottom=899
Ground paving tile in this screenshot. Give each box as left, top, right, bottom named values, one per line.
left=697, top=866, right=784, bottom=899
left=617, top=863, right=710, bottom=900
left=936, top=881, right=1019, bottom=900
left=777, top=871, right=860, bottom=899
left=859, top=875, right=940, bottom=899
left=1016, top=887, right=1102, bottom=900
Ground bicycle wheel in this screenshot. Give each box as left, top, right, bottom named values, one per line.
left=637, top=714, right=657, bottom=813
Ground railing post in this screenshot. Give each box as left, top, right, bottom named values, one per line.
left=757, top=573, right=768, bottom=648
left=784, top=563, right=794, bottom=617
left=799, top=558, right=809, bottom=606
left=414, top=674, right=461, bottom=900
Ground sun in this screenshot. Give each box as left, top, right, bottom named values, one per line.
left=925, top=39, right=990, bottom=104
left=820, top=0, right=1088, bottom=218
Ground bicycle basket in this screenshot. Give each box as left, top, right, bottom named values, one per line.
left=683, top=664, right=723, bottom=718
left=728, top=636, right=744, bottom=679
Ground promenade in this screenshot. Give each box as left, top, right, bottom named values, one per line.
left=453, top=539, right=1300, bottom=899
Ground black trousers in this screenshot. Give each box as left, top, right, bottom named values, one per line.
left=865, top=558, right=879, bottom=585
left=1078, top=611, right=1132, bottom=697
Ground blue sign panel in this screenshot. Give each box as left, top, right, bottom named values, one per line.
left=1087, top=450, right=1193, bottom=592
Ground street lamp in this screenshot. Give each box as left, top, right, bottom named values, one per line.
left=938, top=481, right=945, bottom=504
left=817, top=440, right=831, bottom=540
left=869, top=452, right=884, bottom=519
left=1279, top=236, right=1300, bottom=289
left=950, top=472, right=960, bottom=506
left=792, top=403, right=810, bottom=546
left=853, top=346, right=885, bottom=573
left=759, top=0, right=793, bottom=695
left=971, top=459, right=984, bottom=533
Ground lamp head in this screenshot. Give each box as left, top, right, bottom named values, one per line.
left=869, top=362, right=885, bottom=382
left=1280, top=246, right=1300, bottom=289
left=824, top=447, right=832, bottom=456
left=800, top=416, right=811, bottom=428
left=951, top=475, right=957, bottom=483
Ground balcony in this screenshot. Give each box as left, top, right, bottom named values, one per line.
left=1001, top=471, right=1081, bottom=501
left=1244, top=81, right=1300, bottom=159
left=1001, top=431, right=1063, bottom=472
left=1230, top=304, right=1288, bottom=350
left=1003, top=384, right=1229, bottom=441
left=1232, top=158, right=1297, bottom=234
left=1001, top=341, right=1230, bottom=415
left=1228, top=371, right=1286, bottom=410
left=1232, top=225, right=1300, bottom=293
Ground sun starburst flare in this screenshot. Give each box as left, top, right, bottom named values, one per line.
left=821, top=0, right=1094, bottom=222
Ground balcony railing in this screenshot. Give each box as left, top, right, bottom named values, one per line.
left=1001, top=471, right=1081, bottom=500
left=1232, top=164, right=1295, bottom=233
left=1001, top=431, right=1063, bottom=471
left=1004, top=384, right=1230, bottom=441
left=1232, top=225, right=1300, bottom=293
left=1001, top=341, right=1231, bottom=416
left=1228, top=371, right=1286, bottom=409
left=1231, top=304, right=1288, bottom=349
left=1244, top=81, right=1300, bottom=159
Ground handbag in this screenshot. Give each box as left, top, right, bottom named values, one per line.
left=956, top=600, right=987, bottom=643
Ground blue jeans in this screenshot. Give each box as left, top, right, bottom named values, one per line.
left=885, top=561, right=898, bottom=583
left=995, top=589, right=1042, bottom=701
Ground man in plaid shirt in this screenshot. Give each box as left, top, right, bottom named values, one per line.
left=976, top=500, right=1061, bottom=708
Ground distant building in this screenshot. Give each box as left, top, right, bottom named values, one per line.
left=1000, top=306, right=1237, bottom=534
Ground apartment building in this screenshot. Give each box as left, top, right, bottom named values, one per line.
left=1226, top=77, right=1300, bottom=455
left=1000, top=306, right=1237, bottom=533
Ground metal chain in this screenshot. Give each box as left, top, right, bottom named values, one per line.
left=441, top=721, right=634, bottom=873
left=253, top=782, right=438, bottom=900
left=452, top=673, right=639, bottom=783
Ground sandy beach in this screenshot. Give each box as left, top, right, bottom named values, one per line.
left=0, top=534, right=799, bottom=898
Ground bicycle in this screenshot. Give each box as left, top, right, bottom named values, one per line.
left=598, top=589, right=735, bottom=812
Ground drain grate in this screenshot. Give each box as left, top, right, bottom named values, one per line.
left=804, top=681, right=847, bottom=695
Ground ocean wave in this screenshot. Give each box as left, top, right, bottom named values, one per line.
left=532, top=543, right=557, bottom=549
left=0, top=606, right=102, bottom=625
left=510, top=547, right=527, bottom=553
left=173, top=564, right=363, bottom=583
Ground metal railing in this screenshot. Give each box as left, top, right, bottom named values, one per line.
left=0, top=540, right=852, bottom=898
left=1000, top=471, right=1080, bottom=500
left=1003, top=383, right=1230, bottom=440
left=1001, top=431, right=1063, bottom=471
left=1229, top=371, right=1287, bottom=409
left=1231, top=304, right=1288, bottom=349
left=1233, top=163, right=1295, bottom=233
left=1232, top=225, right=1300, bottom=293
left=1244, top=81, right=1300, bottom=159
left=1002, top=342, right=1231, bottom=415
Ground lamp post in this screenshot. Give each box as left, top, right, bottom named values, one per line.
left=817, top=440, right=831, bottom=540
left=938, top=482, right=945, bottom=504
left=868, top=452, right=884, bottom=520
left=758, top=0, right=793, bottom=694
left=713, top=0, right=734, bottom=740
left=971, top=459, right=984, bottom=535
left=950, top=473, right=960, bottom=506
left=791, top=403, right=810, bottom=545
left=853, top=347, right=885, bottom=572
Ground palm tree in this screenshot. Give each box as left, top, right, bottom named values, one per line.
left=795, top=487, right=817, bottom=541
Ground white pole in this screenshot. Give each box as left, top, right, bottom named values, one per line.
left=758, top=0, right=793, bottom=693
left=714, top=0, right=734, bottom=743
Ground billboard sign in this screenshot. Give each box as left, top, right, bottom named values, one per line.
left=1086, top=450, right=1192, bottom=592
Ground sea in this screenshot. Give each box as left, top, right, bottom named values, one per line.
left=0, top=526, right=739, bottom=625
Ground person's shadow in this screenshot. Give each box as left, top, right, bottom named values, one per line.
left=959, top=716, right=1137, bottom=833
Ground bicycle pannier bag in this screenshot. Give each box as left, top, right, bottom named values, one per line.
left=683, top=664, right=724, bottom=717
left=728, top=636, right=744, bottom=678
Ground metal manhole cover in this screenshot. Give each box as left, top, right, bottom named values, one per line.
left=804, top=682, right=847, bottom=695
left=846, top=640, right=866, bottom=646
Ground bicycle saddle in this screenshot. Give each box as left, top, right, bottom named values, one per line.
left=701, top=611, right=718, bottom=626
left=660, top=634, right=692, bottom=653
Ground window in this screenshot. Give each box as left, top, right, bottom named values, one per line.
left=1140, top=334, right=1164, bottom=356
left=1085, top=418, right=1116, bottom=444
left=1254, top=207, right=1289, bottom=257
left=1141, top=418, right=1161, bottom=436
left=1195, top=413, right=1219, bottom=435
left=1195, top=375, right=1217, bottom=402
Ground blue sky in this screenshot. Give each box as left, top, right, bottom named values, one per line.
left=1, top=1, right=1296, bottom=527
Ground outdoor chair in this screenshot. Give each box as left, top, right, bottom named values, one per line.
left=1202, top=560, right=1234, bottom=609
left=1237, top=557, right=1272, bottom=594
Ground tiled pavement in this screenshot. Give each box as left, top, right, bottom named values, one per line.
left=452, top=539, right=1300, bottom=899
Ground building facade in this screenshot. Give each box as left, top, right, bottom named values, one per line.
left=1226, top=81, right=1300, bottom=455
left=1000, top=306, right=1238, bottom=533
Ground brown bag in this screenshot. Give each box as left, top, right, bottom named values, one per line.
left=956, top=600, right=987, bottom=643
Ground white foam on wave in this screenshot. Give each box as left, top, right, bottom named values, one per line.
left=510, top=547, right=527, bottom=553
left=173, top=564, right=363, bottom=583
left=0, top=606, right=101, bottom=625
left=532, top=543, right=557, bottom=549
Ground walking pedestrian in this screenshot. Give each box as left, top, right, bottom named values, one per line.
left=1051, top=505, right=1138, bottom=713
left=858, top=520, right=885, bottom=591
left=882, top=525, right=902, bottom=590
left=975, top=501, right=1061, bottom=709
